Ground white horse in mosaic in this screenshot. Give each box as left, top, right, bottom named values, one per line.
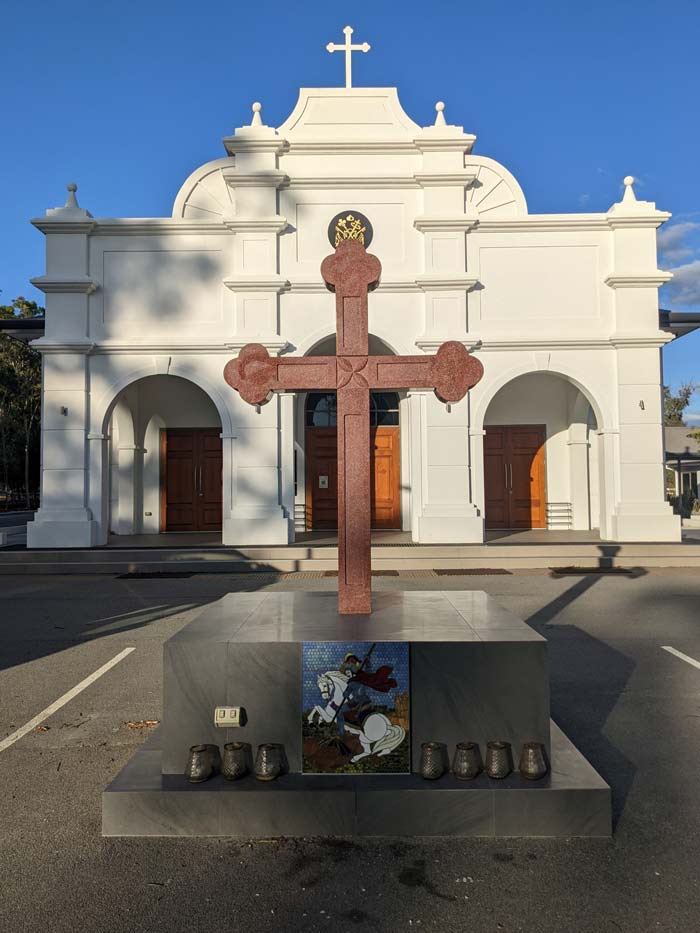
left=308, top=670, right=405, bottom=763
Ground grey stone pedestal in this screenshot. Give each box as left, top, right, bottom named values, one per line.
left=103, top=591, right=611, bottom=837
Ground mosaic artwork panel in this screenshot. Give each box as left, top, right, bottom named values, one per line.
left=302, top=642, right=410, bottom=774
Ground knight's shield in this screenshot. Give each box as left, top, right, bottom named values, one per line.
left=301, top=642, right=410, bottom=774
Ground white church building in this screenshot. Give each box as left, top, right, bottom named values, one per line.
left=27, top=58, right=682, bottom=548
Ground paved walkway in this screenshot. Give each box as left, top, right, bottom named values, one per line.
left=1, top=570, right=699, bottom=931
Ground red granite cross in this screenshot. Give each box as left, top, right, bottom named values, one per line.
left=224, top=239, right=484, bottom=614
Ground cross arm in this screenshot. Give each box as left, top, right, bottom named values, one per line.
left=365, top=341, right=484, bottom=403
left=224, top=344, right=336, bottom=405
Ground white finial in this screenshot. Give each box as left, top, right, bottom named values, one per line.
left=251, top=102, right=263, bottom=127
left=434, top=101, right=446, bottom=127
left=65, top=183, right=79, bottom=209
left=622, top=175, right=637, bottom=202
left=326, top=25, right=371, bottom=88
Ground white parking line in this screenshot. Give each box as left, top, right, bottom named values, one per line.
left=661, top=645, right=700, bottom=671
left=0, top=647, right=135, bottom=753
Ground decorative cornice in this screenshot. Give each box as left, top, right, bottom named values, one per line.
left=223, top=215, right=288, bottom=233
left=222, top=135, right=287, bottom=156
left=415, top=336, right=482, bottom=352
left=606, top=211, right=671, bottom=230
left=31, top=219, right=96, bottom=235
left=223, top=275, right=290, bottom=293
left=222, top=169, right=288, bottom=188
left=284, top=176, right=420, bottom=189
left=413, top=171, right=477, bottom=188
left=32, top=339, right=95, bottom=354
left=94, top=219, right=226, bottom=235
left=413, top=135, right=477, bottom=153
left=88, top=342, right=234, bottom=355
left=285, top=140, right=418, bottom=155
left=610, top=331, right=675, bottom=348
left=30, top=276, right=97, bottom=294
left=467, top=335, right=673, bottom=351
left=414, top=215, right=479, bottom=233
left=415, top=274, right=479, bottom=291
left=476, top=215, right=609, bottom=232
left=224, top=338, right=290, bottom=356
left=605, top=272, right=673, bottom=289
left=287, top=278, right=420, bottom=293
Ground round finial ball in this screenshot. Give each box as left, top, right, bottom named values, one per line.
left=435, top=101, right=445, bottom=112
left=252, top=102, right=262, bottom=113
left=67, top=183, right=77, bottom=192
left=623, top=175, right=635, bottom=187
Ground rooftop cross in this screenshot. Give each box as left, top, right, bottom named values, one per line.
left=326, top=25, right=370, bottom=88
left=224, top=240, right=484, bottom=616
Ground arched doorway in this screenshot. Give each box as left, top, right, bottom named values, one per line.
left=106, top=375, right=223, bottom=537
left=304, top=390, right=401, bottom=529
left=297, top=333, right=403, bottom=532
left=481, top=372, right=600, bottom=532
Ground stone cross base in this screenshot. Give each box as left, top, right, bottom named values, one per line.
left=102, top=591, right=611, bottom=838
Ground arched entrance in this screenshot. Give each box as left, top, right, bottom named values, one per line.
left=304, top=390, right=401, bottom=529
left=481, top=372, right=600, bottom=532
left=106, top=374, right=223, bottom=537
left=296, top=334, right=404, bottom=532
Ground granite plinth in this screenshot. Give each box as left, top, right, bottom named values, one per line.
left=161, top=591, right=550, bottom=775
left=103, top=723, right=611, bottom=837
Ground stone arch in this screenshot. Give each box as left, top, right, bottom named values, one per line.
left=294, top=326, right=415, bottom=359
left=94, top=363, right=233, bottom=439
left=475, top=368, right=607, bottom=534
left=96, top=369, right=228, bottom=540
left=472, top=362, right=609, bottom=435
left=293, top=332, right=409, bottom=534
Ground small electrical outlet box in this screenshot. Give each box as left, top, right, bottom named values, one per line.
left=214, top=706, right=243, bottom=727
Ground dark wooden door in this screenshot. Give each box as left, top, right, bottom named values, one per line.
left=161, top=429, right=222, bottom=532
left=484, top=425, right=546, bottom=529
left=305, top=426, right=401, bottom=530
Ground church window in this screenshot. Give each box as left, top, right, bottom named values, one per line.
left=305, top=392, right=399, bottom=427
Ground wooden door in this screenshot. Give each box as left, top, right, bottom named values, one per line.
left=161, top=429, right=222, bottom=532
left=304, top=428, right=338, bottom=530
left=305, top=426, right=401, bottom=530
left=371, top=427, right=401, bottom=529
left=484, top=425, right=546, bottom=529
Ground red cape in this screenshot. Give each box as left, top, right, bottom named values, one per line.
left=351, top=665, right=397, bottom=693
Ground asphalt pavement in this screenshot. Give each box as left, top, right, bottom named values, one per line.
left=1, top=569, right=699, bottom=932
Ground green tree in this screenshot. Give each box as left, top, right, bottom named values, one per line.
left=0, top=296, right=44, bottom=507
left=663, top=382, right=698, bottom=426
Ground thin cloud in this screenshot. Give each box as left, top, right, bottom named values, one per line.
left=657, top=221, right=700, bottom=250
left=665, top=259, right=700, bottom=306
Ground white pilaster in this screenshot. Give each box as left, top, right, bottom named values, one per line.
left=568, top=423, right=591, bottom=530
left=222, top=394, right=292, bottom=545
left=605, top=178, right=680, bottom=542
left=415, top=391, right=483, bottom=543
left=27, top=186, right=99, bottom=548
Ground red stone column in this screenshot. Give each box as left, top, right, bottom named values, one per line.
left=337, top=378, right=371, bottom=614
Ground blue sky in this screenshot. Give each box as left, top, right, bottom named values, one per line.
left=2, top=1, right=698, bottom=404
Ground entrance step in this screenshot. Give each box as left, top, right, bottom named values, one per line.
left=1, top=540, right=700, bottom=573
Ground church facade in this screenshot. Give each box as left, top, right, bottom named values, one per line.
left=27, top=83, right=681, bottom=548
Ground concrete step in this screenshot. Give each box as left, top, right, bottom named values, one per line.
left=0, top=526, right=28, bottom=548
left=1, top=541, right=699, bottom=573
